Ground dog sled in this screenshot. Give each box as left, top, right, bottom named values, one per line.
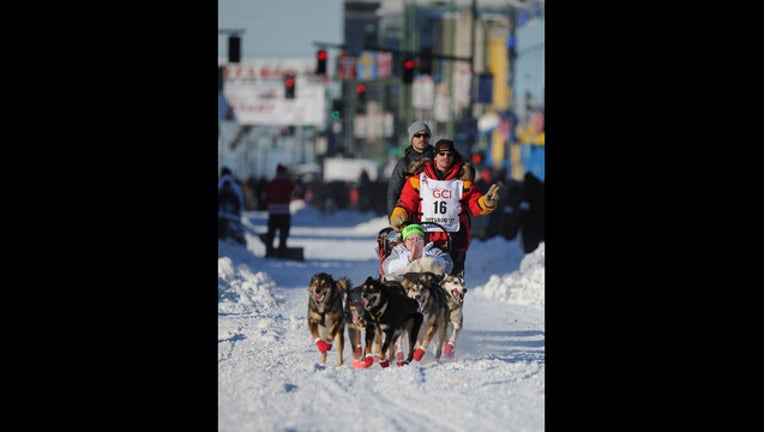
left=375, top=221, right=451, bottom=276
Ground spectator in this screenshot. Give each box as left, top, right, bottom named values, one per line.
left=519, top=171, right=544, bottom=253
left=382, top=223, right=454, bottom=279
left=218, top=167, right=244, bottom=214
left=472, top=167, right=493, bottom=240
left=358, top=169, right=372, bottom=212
left=218, top=167, right=245, bottom=244
left=263, top=164, right=297, bottom=257
left=389, top=139, right=502, bottom=276
left=386, top=120, right=435, bottom=215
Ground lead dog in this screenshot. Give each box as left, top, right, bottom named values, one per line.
left=440, top=273, right=467, bottom=359
left=360, top=276, right=422, bottom=367
left=400, top=271, right=449, bottom=362
left=308, top=272, right=351, bottom=366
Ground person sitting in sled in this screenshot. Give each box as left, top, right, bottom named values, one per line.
left=382, top=223, right=453, bottom=279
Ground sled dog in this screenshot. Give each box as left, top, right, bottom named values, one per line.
left=440, top=273, right=467, bottom=359
left=400, top=271, right=449, bottom=361
left=359, top=276, right=422, bottom=367
left=307, top=272, right=350, bottom=366
left=345, top=284, right=382, bottom=368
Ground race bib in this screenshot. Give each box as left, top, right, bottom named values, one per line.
left=419, top=174, right=462, bottom=232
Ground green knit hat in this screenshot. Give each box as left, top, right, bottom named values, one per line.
left=401, top=224, right=425, bottom=241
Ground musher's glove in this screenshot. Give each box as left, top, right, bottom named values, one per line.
left=390, top=214, right=407, bottom=232
left=484, top=182, right=502, bottom=208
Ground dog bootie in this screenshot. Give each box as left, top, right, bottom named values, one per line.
left=413, top=348, right=426, bottom=361
left=395, top=350, right=405, bottom=366
left=444, top=342, right=455, bottom=359
left=397, top=359, right=410, bottom=367
left=352, top=354, right=374, bottom=369
left=315, top=338, right=332, bottom=353
left=379, top=358, right=390, bottom=368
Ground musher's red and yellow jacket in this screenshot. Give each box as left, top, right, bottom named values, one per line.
left=390, top=157, right=496, bottom=252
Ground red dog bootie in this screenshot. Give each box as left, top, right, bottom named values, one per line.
left=395, top=350, right=405, bottom=366
left=352, top=354, right=374, bottom=369
left=379, top=357, right=390, bottom=368
left=315, top=338, right=332, bottom=353
left=444, top=342, right=455, bottom=359
left=413, top=348, right=426, bottom=361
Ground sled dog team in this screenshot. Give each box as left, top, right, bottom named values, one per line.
left=307, top=271, right=467, bottom=368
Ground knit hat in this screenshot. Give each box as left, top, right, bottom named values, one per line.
left=401, top=224, right=425, bottom=241
left=435, top=139, right=455, bottom=153
left=408, top=120, right=431, bottom=142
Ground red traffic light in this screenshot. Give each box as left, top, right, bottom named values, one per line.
left=402, top=57, right=415, bottom=84
left=284, top=74, right=296, bottom=99
left=355, top=83, right=366, bottom=94
left=316, top=49, right=328, bottom=75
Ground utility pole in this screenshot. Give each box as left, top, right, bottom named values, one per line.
left=467, top=0, right=477, bottom=150
left=403, top=0, right=416, bottom=138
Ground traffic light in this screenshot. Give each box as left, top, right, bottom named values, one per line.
left=331, top=99, right=344, bottom=120
left=402, top=57, right=415, bottom=84
left=356, top=83, right=366, bottom=103
left=316, top=49, right=327, bottom=75
left=228, top=35, right=241, bottom=63
left=284, top=74, right=296, bottom=99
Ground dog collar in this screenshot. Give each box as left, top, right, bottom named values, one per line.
left=368, top=300, right=389, bottom=322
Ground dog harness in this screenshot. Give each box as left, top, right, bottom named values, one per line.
left=367, top=300, right=389, bottom=322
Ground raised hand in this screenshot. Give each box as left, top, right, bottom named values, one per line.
left=484, top=182, right=502, bottom=208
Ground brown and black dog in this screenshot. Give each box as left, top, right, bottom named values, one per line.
left=440, top=273, right=467, bottom=359
left=359, top=276, right=422, bottom=368
left=400, top=271, right=449, bottom=362
left=308, top=272, right=351, bottom=366
left=345, top=284, right=382, bottom=368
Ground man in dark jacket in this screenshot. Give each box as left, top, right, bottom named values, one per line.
left=386, top=120, right=435, bottom=215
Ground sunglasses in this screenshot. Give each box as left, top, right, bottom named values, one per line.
left=438, top=151, right=453, bottom=157
left=413, top=133, right=430, bottom=138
